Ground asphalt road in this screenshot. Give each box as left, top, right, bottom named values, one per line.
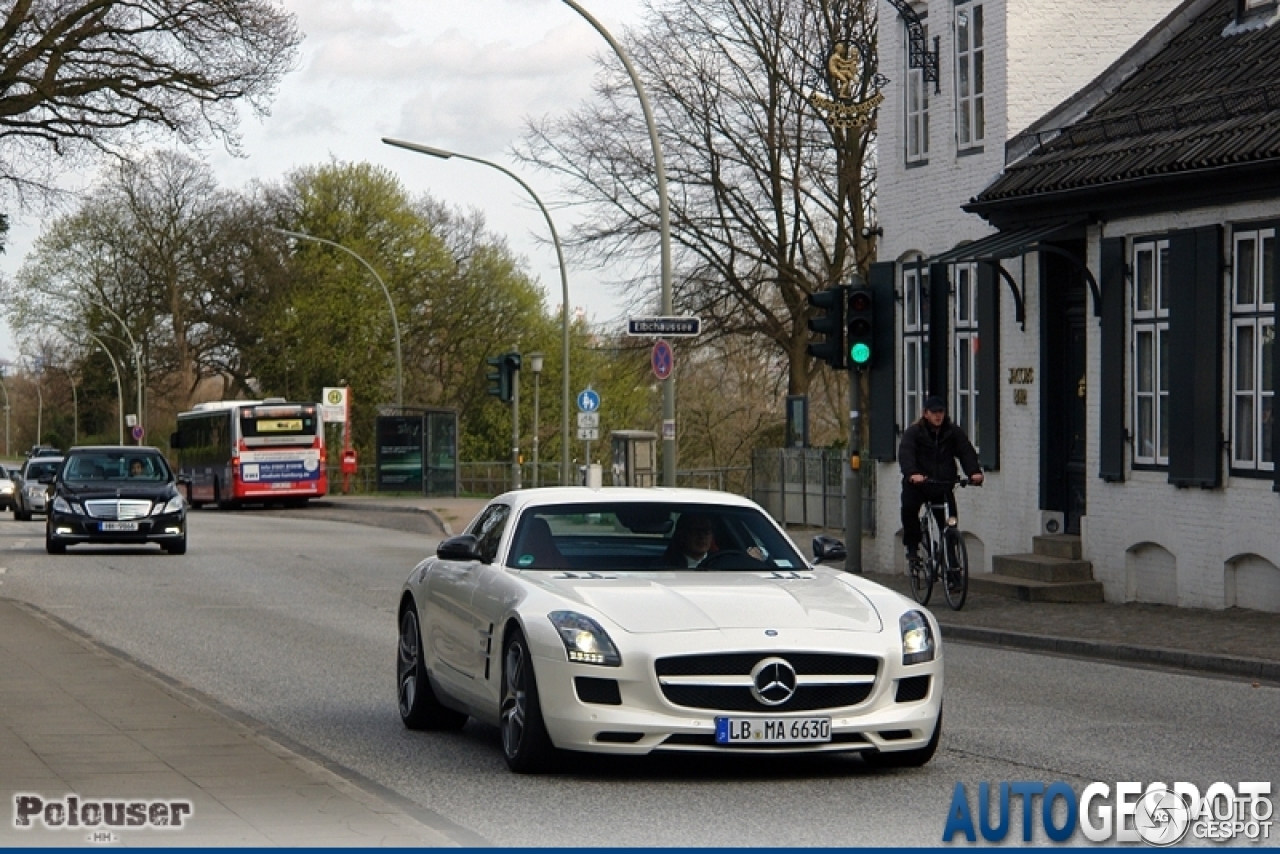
left=1, top=509, right=1276, bottom=846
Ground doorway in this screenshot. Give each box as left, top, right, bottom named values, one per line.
left=1040, top=246, right=1088, bottom=534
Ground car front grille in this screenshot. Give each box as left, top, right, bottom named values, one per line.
left=84, top=499, right=154, bottom=520
left=655, top=651, right=880, bottom=713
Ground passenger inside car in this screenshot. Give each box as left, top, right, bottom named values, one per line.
left=662, top=513, right=717, bottom=567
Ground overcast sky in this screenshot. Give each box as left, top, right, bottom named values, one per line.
left=0, top=0, right=647, bottom=364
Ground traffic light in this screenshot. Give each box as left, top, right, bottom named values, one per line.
left=486, top=352, right=522, bottom=402
left=807, top=285, right=849, bottom=370
left=847, top=286, right=874, bottom=370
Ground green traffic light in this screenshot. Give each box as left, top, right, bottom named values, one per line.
left=850, top=342, right=871, bottom=364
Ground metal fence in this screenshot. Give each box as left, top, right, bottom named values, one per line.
left=750, top=448, right=876, bottom=534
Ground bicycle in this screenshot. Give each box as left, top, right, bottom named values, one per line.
left=907, top=477, right=975, bottom=610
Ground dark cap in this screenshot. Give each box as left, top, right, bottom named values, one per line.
left=923, top=396, right=947, bottom=412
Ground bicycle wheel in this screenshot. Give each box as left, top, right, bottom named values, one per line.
left=942, top=528, right=969, bottom=610
left=909, top=528, right=934, bottom=606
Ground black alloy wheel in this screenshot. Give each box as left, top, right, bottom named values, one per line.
left=500, top=627, right=556, bottom=773
left=397, top=606, right=466, bottom=731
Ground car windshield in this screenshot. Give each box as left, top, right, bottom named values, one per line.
left=504, top=502, right=807, bottom=572
left=24, top=461, right=61, bottom=480
left=63, top=453, right=169, bottom=483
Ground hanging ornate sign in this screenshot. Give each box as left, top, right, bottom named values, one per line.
left=809, top=39, right=886, bottom=130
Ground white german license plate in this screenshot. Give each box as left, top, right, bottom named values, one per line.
left=100, top=521, right=139, bottom=532
left=715, top=716, right=831, bottom=744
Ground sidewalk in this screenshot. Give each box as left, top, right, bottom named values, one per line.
left=0, top=599, right=478, bottom=847
left=320, top=493, right=1280, bottom=684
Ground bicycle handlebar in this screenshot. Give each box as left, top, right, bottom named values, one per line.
left=914, top=476, right=982, bottom=487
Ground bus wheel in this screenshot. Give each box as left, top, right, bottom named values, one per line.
left=214, top=479, right=233, bottom=511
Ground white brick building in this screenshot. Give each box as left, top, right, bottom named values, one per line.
left=868, top=0, right=1280, bottom=612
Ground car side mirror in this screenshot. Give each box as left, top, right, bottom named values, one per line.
left=36, top=474, right=55, bottom=485
left=812, top=535, right=847, bottom=564
left=437, top=534, right=483, bottom=563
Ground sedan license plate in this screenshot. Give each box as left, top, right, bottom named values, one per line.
left=715, top=716, right=831, bottom=744
left=100, top=521, right=139, bottom=532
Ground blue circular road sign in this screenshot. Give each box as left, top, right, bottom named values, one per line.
left=577, top=389, right=601, bottom=412
left=652, top=339, right=674, bottom=380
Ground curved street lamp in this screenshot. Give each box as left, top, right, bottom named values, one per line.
left=271, top=228, right=404, bottom=409
left=84, top=332, right=125, bottom=444
left=557, top=0, right=676, bottom=486
left=382, top=137, right=573, bottom=487
left=80, top=297, right=144, bottom=438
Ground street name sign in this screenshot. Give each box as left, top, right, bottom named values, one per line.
left=627, top=316, right=701, bottom=337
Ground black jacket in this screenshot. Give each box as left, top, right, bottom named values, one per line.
left=898, top=417, right=981, bottom=484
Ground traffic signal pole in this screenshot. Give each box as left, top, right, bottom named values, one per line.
left=846, top=368, right=863, bottom=574
left=511, top=364, right=521, bottom=491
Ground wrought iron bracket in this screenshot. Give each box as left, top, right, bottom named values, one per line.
left=886, top=0, right=940, bottom=94
left=980, top=259, right=1026, bottom=332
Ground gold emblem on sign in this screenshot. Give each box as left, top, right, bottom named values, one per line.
left=809, top=41, right=884, bottom=129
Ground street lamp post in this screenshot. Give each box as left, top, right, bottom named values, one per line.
left=58, top=366, right=79, bottom=446
left=82, top=298, right=143, bottom=439
left=556, top=0, right=676, bottom=486
left=271, top=228, right=404, bottom=409
left=382, top=138, right=573, bottom=486
left=85, top=332, right=126, bottom=445
left=529, top=352, right=544, bottom=488
left=0, top=370, right=9, bottom=457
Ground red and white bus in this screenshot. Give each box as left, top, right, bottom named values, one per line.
left=171, top=399, right=327, bottom=508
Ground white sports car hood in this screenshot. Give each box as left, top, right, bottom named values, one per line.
left=527, top=570, right=883, bottom=634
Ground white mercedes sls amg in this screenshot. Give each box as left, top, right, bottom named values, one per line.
left=397, top=488, right=943, bottom=773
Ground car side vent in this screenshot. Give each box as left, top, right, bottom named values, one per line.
left=575, top=676, right=622, bottom=705
left=895, top=675, right=931, bottom=703
left=595, top=731, right=644, bottom=743
left=878, top=729, right=914, bottom=741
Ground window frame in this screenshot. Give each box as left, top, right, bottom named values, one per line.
left=902, top=261, right=931, bottom=426
left=953, top=261, right=979, bottom=448
left=904, top=18, right=930, bottom=164
left=954, top=1, right=985, bottom=150
left=1229, top=226, right=1276, bottom=475
left=1131, top=238, right=1171, bottom=468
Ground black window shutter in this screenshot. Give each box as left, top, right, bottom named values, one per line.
left=1099, top=236, right=1127, bottom=482
left=975, top=261, right=1000, bottom=471
left=1167, top=225, right=1224, bottom=488
left=868, top=261, right=898, bottom=462
left=928, top=262, right=950, bottom=400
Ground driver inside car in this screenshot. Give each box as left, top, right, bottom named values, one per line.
left=662, top=513, right=716, bottom=567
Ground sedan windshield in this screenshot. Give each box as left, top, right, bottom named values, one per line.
left=23, top=461, right=61, bottom=481
left=63, top=453, right=170, bottom=483
left=505, top=502, right=807, bottom=572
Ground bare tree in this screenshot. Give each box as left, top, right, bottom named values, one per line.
left=0, top=0, right=301, bottom=202
left=516, top=0, right=878, bottom=398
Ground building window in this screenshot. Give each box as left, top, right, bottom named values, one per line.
left=1132, top=239, right=1170, bottom=466
left=903, top=262, right=930, bottom=425
left=905, top=21, right=930, bottom=163
left=953, top=262, right=979, bottom=447
left=955, top=3, right=985, bottom=148
left=1230, top=227, right=1275, bottom=472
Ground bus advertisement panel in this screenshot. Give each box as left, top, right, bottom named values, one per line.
left=172, top=400, right=327, bottom=508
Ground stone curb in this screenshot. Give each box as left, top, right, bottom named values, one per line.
left=939, top=624, right=1280, bottom=683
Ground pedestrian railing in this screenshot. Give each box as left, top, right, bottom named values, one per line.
left=750, top=448, right=875, bottom=534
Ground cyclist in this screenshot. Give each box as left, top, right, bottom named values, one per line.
left=899, top=396, right=983, bottom=566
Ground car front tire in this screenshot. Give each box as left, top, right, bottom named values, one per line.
left=864, top=708, right=942, bottom=769
left=165, top=534, right=188, bottom=555
left=397, top=606, right=467, bottom=731
left=500, top=626, right=556, bottom=774
left=45, top=526, right=66, bottom=555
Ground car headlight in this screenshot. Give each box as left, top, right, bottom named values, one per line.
left=25, top=484, right=43, bottom=497
left=0, top=483, right=12, bottom=494
left=548, top=611, right=621, bottom=667
left=52, top=496, right=76, bottom=514
left=154, top=495, right=185, bottom=515
left=901, top=610, right=935, bottom=665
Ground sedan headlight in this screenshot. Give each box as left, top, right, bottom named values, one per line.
left=25, top=484, right=44, bottom=498
left=52, top=495, right=79, bottom=514
left=900, top=610, right=935, bottom=665
left=0, top=483, right=13, bottom=494
left=154, top=495, right=185, bottom=515
left=548, top=611, right=621, bottom=667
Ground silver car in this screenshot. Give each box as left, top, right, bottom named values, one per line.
left=0, top=464, right=16, bottom=512
left=13, top=456, right=63, bottom=521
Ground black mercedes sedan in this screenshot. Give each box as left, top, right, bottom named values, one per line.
left=46, top=446, right=188, bottom=555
